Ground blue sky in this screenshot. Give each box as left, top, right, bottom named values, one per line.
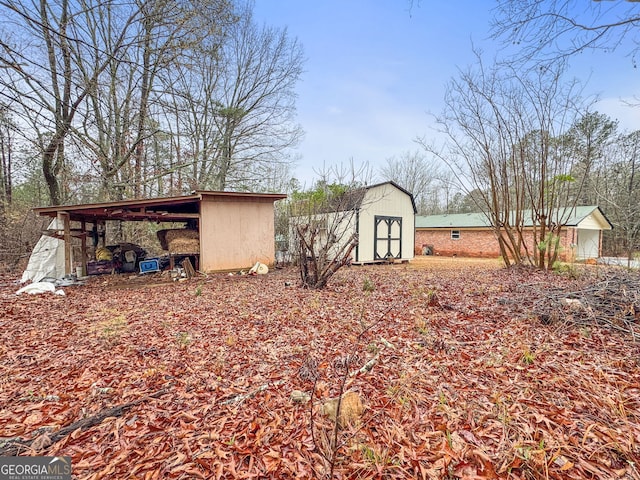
left=253, top=1, right=640, bottom=187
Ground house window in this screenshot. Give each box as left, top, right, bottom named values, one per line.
left=451, top=230, right=461, bottom=240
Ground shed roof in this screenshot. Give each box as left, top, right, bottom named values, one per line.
left=33, top=190, right=287, bottom=223
left=368, top=181, right=417, bottom=214
left=294, top=181, right=417, bottom=216
left=416, top=206, right=612, bottom=230
left=330, top=181, right=417, bottom=214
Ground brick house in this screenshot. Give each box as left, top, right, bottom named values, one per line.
left=415, top=206, right=612, bottom=261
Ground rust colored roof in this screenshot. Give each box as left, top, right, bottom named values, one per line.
left=34, top=191, right=287, bottom=223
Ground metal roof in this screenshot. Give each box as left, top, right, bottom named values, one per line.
left=330, top=181, right=417, bottom=214
left=33, top=190, right=287, bottom=223
left=416, top=206, right=612, bottom=230
left=416, top=212, right=491, bottom=229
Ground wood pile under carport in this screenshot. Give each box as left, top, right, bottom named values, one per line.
left=157, top=229, right=199, bottom=254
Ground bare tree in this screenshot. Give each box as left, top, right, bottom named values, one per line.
left=158, top=2, right=304, bottom=194
left=0, top=0, right=147, bottom=204
left=77, top=0, right=234, bottom=200
left=291, top=186, right=359, bottom=289
left=0, top=0, right=238, bottom=204
left=207, top=4, right=304, bottom=191
left=491, top=2, right=639, bottom=264
left=380, top=150, right=441, bottom=214
left=0, top=102, right=48, bottom=269
left=597, top=130, right=640, bottom=264
left=0, top=104, right=14, bottom=208
left=290, top=164, right=372, bottom=289
left=560, top=111, right=618, bottom=206
left=424, top=56, right=590, bottom=269
left=492, top=0, right=640, bottom=66
left=163, top=48, right=225, bottom=193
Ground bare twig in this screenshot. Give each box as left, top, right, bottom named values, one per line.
left=532, top=270, right=640, bottom=340
left=220, top=379, right=286, bottom=405
left=0, top=388, right=169, bottom=456
left=310, top=300, right=403, bottom=479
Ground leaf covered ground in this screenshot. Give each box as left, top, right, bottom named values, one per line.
left=1, top=257, right=639, bottom=479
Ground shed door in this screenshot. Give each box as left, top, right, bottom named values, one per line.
left=374, top=216, right=402, bottom=260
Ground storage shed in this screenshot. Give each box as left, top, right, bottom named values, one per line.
left=415, top=206, right=612, bottom=261
left=298, top=181, right=416, bottom=264
left=32, top=190, right=286, bottom=275
left=354, top=182, right=416, bottom=263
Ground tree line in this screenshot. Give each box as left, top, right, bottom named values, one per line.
left=0, top=0, right=303, bottom=208
left=1, top=0, right=638, bottom=273
left=391, top=0, right=640, bottom=267
left=291, top=0, right=640, bottom=272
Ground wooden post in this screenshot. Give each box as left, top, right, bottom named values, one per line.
left=80, top=220, right=87, bottom=276
left=183, top=257, right=196, bottom=278
left=58, top=211, right=71, bottom=276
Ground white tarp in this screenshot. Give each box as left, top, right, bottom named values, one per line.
left=15, top=281, right=66, bottom=296
left=20, top=219, right=66, bottom=283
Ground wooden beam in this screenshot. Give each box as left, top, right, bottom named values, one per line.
left=119, top=212, right=200, bottom=220
left=80, top=220, right=87, bottom=277
left=43, top=230, right=88, bottom=240
left=58, top=211, right=71, bottom=276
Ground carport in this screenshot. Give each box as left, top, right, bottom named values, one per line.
left=33, top=190, right=286, bottom=275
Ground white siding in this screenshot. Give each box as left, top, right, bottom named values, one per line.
left=576, top=214, right=608, bottom=230
left=577, top=229, right=600, bottom=259
left=355, top=184, right=415, bottom=263
left=572, top=211, right=609, bottom=259
left=289, top=210, right=358, bottom=259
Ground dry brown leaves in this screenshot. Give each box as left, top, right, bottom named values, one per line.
left=0, top=259, right=639, bottom=479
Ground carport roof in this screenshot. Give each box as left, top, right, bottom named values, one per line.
left=33, top=190, right=287, bottom=223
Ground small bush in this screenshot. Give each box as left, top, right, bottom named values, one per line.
left=362, top=278, right=375, bottom=292
left=552, top=261, right=580, bottom=279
